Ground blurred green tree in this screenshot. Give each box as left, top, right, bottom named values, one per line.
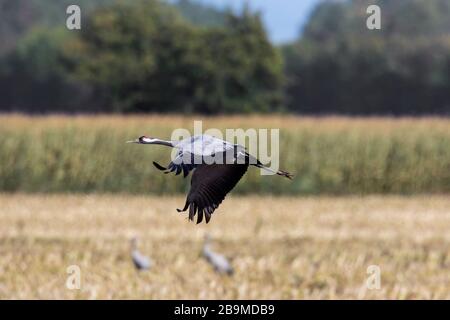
left=283, top=0, right=450, bottom=115
left=173, top=0, right=226, bottom=27
left=0, top=26, right=95, bottom=112
left=65, top=0, right=283, bottom=113
left=1, top=0, right=284, bottom=113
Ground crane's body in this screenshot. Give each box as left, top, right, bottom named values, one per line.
left=132, top=250, right=152, bottom=271
left=175, top=134, right=241, bottom=155
left=127, top=134, right=292, bottom=224
left=202, top=235, right=233, bottom=275
left=130, top=237, right=152, bottom=271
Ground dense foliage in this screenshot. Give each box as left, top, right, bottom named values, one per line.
left=0, top=0, right=449, bottom=114
left=283, top=0, right=450, bottom=115
left=64, top=0, right=282, bottom=113
left=0, top=0, right=282, bottom=114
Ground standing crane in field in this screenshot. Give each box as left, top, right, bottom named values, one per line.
left=202, top=234, right=233, bottom=275
left=130, top=237, right=152, bottom=271
left=127, top=134, right=293, bottom=224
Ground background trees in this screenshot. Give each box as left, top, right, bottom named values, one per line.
left=283, top=0, right=450, bottom=115
left=0, top=0, right=449, bottom=115
left=64, top=1, right=282, bottom=113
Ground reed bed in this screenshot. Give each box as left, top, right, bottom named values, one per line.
left=0, top=115, right=448, bottom=194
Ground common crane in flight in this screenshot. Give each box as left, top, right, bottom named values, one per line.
left=127, top=134, right=292, bottom=224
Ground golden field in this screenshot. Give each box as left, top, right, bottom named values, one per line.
left=0, top=194, right=449, bottom=299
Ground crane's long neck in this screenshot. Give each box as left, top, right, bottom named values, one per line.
left=145, top=138, right=175, bottom=147
left=202, top=244, right=211, bottom=258
left=203, top=237, right=212, bottom=256
left=130, top=238, right=137, bottom=251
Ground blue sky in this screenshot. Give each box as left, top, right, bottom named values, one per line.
left=184, top=0, right=321, bottom=44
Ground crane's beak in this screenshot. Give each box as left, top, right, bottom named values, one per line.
left=126, top=139, right=139, bottom=144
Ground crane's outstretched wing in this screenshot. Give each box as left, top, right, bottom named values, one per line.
left=177, top=164, right=248, bottom=224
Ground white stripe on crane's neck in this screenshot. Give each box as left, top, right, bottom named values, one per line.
left=141, top=137, right=174, bottom=147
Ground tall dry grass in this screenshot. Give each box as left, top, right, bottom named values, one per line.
left=0, top=115, right=449, bottom=194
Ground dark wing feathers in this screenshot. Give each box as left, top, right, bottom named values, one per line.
left=153, top=160, right=196, bottom=178
left=153, top=161, right=167, bottom=171
left=177, top=164, right=248, bottom=224
left=152, top=148, right=291, bottom=224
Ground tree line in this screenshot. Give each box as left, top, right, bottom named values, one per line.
left=0, top=0, right=449, bottom=115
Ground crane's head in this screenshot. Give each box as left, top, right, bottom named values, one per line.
left=126, top=135, right=154, bottom=144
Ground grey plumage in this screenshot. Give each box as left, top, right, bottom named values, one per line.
left=127, top=134, right=293, bottom=224
left=202, top=234, right=233, bottom=275
left=130, top=237, right=152, bottom=271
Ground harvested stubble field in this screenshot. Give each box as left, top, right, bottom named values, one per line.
left=0, top=194, right=449, bottom=299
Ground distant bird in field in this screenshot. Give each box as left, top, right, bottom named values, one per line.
left=130, top=237, right=152, bottom=271
left=127, top=134, right=293, bottom=224
left=202, top=234, right=233, bottom=275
